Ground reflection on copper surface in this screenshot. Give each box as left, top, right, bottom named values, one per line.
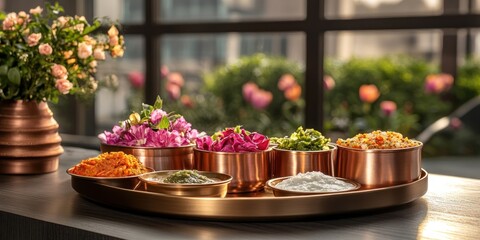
left=194, top=148, right=271, bottom=193
left=100, top=143, right=194, bottom=171
left=335, top=143, right=422, bottom=189
left=271, top=143, right=337, bottom=178
left=0, top=100, right=63, bottom=174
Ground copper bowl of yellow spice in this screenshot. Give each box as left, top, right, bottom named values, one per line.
left=335, top=130, right=423, bottom=189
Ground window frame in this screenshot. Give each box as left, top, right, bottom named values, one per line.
left=84, top=0, right=480, bottom=134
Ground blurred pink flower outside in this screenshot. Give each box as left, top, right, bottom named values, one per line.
left=284, top=83, right=301, bottom=101
left=127, top=71, right=144, bottom=89
left=180, top=95, right=194, bottom=108
left=160, top=65, right=170, bottom=78
left=380, top=100, right=397, bottom=117
left=424, top=73, right=454, bottom=94
left=242, top=82, right=272, bottom=109
left=323, top=75, right=335, bottom=91
left=242, top=82, right=259, bottom=103
left=359, top=84, right=380, bottom=103
left=250, top=89, right=273, bottom=109
left=450, top=117, right=462, bottom=129
left=167, top=72, right=184, bottom=87
left=165, top=71, right=184, bottom=100
left=278, top=74, right=296, bottom=91
left=166, top=82, right=181, bottom=100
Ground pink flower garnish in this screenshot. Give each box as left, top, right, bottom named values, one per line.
left=196, top=126, right=269, bottom=152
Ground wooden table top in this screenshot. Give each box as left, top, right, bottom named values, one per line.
left=1, top=146, right=479, bottom=240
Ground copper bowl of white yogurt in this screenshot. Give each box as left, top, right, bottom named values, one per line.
left=266, top=171, right=361, bottom=197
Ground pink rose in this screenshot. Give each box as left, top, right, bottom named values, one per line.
left=166, top=82, right=181, bottom=100
left=323, top=75, right=335, bottom=91
left=167, top=72, right=185, bottom=87
left=161, top=65, right=170, bottom=78
left=284, top=83, right=302, bottom=101
left=17, top=11, right=28, bottom=25
left=278, top=74, right=296, bottom=91
left=38, top=43, right=52, bottom=55
left=2, top=13, right=17, bottom=31
left=57, top=16, right=69, bottom=27
left=77, top=42, right=92, bottom=59
left=380, top=101, right=397, bottom=117
left=250, top=89, right=273, bottom=110
left=127, top=71, right=144, bottom=89
left=242, top=82, right=258, bottom=102
left=108, top=26, right=119, bottom=37
left=51, top=64, right=68, bottom=79
left=93, top=48, right=106, bottom=60
left=55, top=79, right=73, bottom=94
left=27, top=33, right=42, bottom=47
left=29, top=6, right=43, bottom=15
left=109, top=35, right=119, bottom=46
left=359, top=84, right=380, bottom=103
left=111, top=45, right=124, bottom=58
left=424, top=73, right=454, bottom=94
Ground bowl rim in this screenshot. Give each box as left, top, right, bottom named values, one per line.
left=266, top=175, right=361, bottom=195
left=138, top=170, right=233, bottom=187
left=335, top=140, right=423, bottom=153
left=66, top=167, right=153, bottom=180
left=100, top=142, right=195, bottom=150
left=193, top=147, right=273, bottom=155
left=272, top=142, right=337, bottom=153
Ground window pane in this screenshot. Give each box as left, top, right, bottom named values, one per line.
left=325, top=30, right=441, bottom=63
left=95, top=36, right=145, bottom=133
left=323, top=30, right=445, bottom=147
left=325, top=0, right=442, bottom=19
left=157, top=0, right=305, bottom=23
left=94, top=0, right=144, bottom=24
left=159, top=33, right=305, bottom=136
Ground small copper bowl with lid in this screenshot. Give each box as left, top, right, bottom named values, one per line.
left=271, top=143, right=337, bottom=178
left=335, top=141, right=423, bottom=189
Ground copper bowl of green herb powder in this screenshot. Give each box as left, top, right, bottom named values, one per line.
left=138, top=170, right=232, bottom=197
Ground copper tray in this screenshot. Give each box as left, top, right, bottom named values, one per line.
left=70, top=169, right=428, bottom=221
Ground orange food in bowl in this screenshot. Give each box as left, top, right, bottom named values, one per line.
left=336, top=130, right=420, bottom=150
left=69, top=151, right=148, bottom=177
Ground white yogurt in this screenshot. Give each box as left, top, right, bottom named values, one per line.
left=275, top=171, right=357, bottom=192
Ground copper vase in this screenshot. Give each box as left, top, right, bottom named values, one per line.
left=0, top=100, right=64, bottom=174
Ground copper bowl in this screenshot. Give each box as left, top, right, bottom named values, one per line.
left=271, top=143, right=337, bottom=178
left=194, top=148, right=272, bottom=193
left=67, top=167, right=153, bottom=189
left=335, top=141, right=423, bottom=189
left=138, top=170, right=232, bottom=198
left=100, top=143, right=194, bottom=171
left=266, top=176, right=361, bottom=197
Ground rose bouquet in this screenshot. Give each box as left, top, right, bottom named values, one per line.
left=99, top=96, right=202, bottom=147
left=0, top=2, right=124, bottom=103
left=196, top=126, right=270, bottom=152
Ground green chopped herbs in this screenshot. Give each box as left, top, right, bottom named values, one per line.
left=271, top=126, right=331, bottom=151
left=163, top=170, right=215, bottom=184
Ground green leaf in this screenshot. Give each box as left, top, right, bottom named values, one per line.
left=155, top=116, right=170, bottom=130
left=0, top=65, right=8, bottom=76
left=7, top=68, right=21, bottom=86
left=154, top=96, right=163, bottom=109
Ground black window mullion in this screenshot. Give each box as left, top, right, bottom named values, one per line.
left=144, top=0, right=161, bottom=104
left=304, top=0, right=323, bottom=131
